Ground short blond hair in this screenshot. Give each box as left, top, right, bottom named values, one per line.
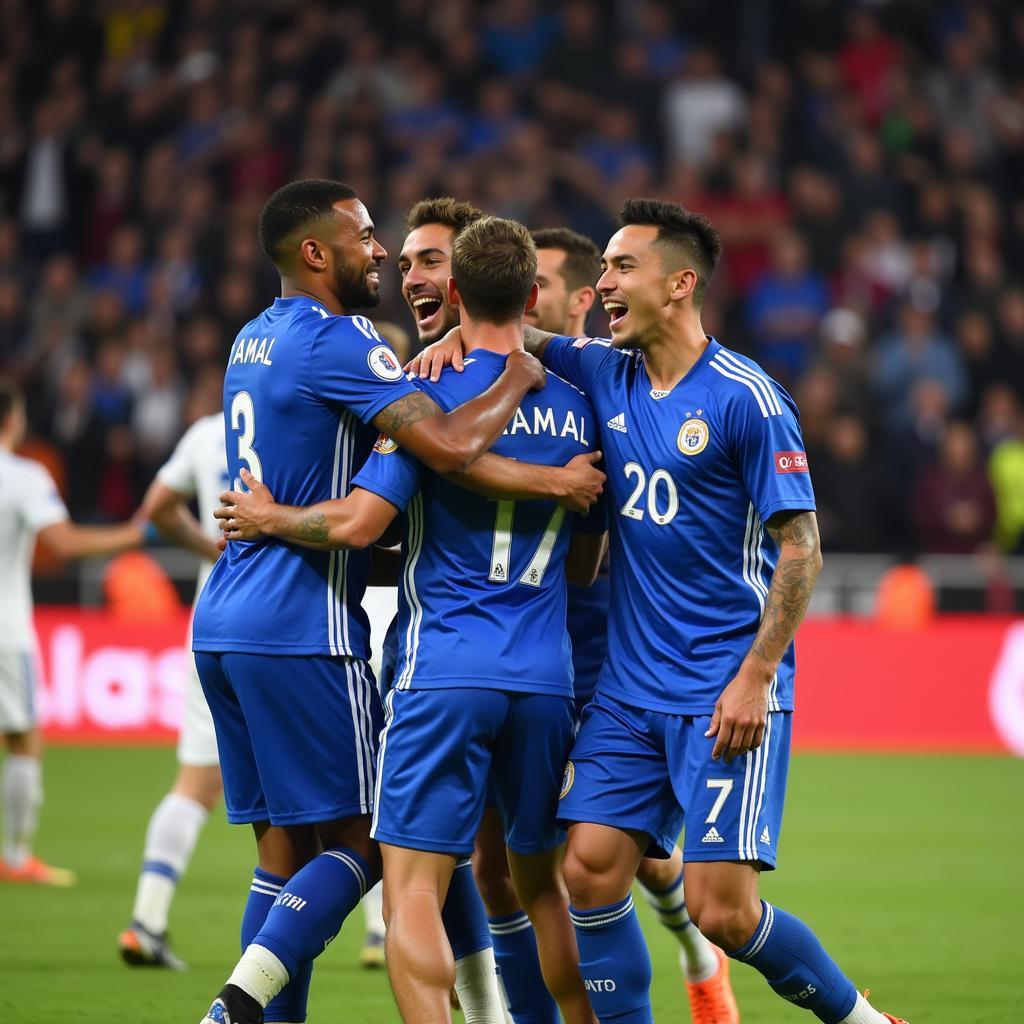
left=452, top=216, right=537, bottom=324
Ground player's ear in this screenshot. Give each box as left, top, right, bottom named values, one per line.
left=524, top=281, right=540, bottom=312
left=570, top=285, right=596, bottom=317
left=447, top=276, right=461, bottom=309
left=668, top=268, right=697, bottom=303
left=300, top=237, right=329, bottom=273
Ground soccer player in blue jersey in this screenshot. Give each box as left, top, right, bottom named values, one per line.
left=192, top=180, right=555, bottom=1024
left=531, top=228, right=740, bottom=1024
left=218, top=216, right=604, bottom=1024
left=413, top=199, right=910, bottom=1024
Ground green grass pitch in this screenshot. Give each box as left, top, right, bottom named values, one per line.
left=1, top=748, right=1021, bottom=1023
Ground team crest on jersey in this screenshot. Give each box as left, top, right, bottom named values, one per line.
left=560, top=761, right=575, bottom=799
left=373, top=434, right=399, bottom=455
left=677, top=418, right=709, bottom=456
left=367, top=345, right=404, bottom=381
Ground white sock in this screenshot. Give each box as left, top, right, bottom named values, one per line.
left=637, top=873, right=720, bottom=983
left=227, top=943, right=290, bottom=1007
left=362, top=879, right=385, bottom=941
left=131, top=792, right=209, bottom=935
left=840, top=991, right=890, bottom=1024
left=2, top=755, right=42, bottom=868
left=454, top=947, right=508, bottom=1024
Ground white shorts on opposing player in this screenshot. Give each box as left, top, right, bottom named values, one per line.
left=177, top=658, right=219, bottom=767
left=0, top=651, right=37, bottom=734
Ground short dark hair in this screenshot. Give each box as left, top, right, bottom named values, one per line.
left=619, top=198, right=722, bottom=306
left=257, top=179, right=358, bottom=268
left=531, top=227, right=601, bottom=291
left=406, top=197, right=484, bottom=234
left=0, top=378, right=21, bottom=426
left=452, top=216, right=537, bottom=324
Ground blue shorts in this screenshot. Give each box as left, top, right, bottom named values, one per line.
left=372, top=687, right=575, bottom=857
left=195, top=652, right=382, bottom=827
left=558, top=692, right=791, bottom=868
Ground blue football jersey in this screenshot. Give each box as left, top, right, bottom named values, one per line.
left=543, top=335, right=815, bottom=715
left=193, top=297, right=418, bottom=657
left=566, top=555, right=610, bottom=706
left=353, top=348, right=602, bottom=698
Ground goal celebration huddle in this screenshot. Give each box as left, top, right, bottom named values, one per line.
left=190, top=178, right=909, bottom=1024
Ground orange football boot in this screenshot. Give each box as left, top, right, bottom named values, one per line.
left=0, top=855, right=76, bottom=886
left=685, top=946, right=740, bottom=1024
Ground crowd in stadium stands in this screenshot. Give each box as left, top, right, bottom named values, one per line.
left=1, top=0, right=1023, bottom=558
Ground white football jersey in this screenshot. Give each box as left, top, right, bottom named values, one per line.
left=0, top=449, right=68, bottom=652
left=156, top=413, right=227, bottom=600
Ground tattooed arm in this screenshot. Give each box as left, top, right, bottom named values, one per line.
left=371, top=349, right=546, bottom=475
left=706, top=509, right=822, bottom=762
left=215, top=469, right=398, bottom=551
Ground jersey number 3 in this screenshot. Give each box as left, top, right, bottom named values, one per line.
left=230, top=391, right=263, bottom=490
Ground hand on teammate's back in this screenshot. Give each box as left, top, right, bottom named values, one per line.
left=406, top=325, right=466, bottom=380
left=558, top=451, right=606, bottom=514
left=215, top=469, right=277, bottom=542
left=505, top=349, right=547, bottom=392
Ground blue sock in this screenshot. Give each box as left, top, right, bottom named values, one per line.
left=242, top=867, right=313, bottom=1023
left=488, top=911, right=558, bottom=1024
left=251, top=849, right=370, bottom=1007
left=732, top=900, right=858, bottom=1023
left=570, top=895, right=653, bottom=1024
left=441, top=858, right=492, bottom=960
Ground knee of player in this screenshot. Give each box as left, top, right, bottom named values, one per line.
left=562, top=844, right=619, bottom=907
left=691, top=900, right=755, bottom=953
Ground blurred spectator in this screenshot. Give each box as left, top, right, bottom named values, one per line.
left=663, top=47, right=746, bottom=168
left=816, top=307, right=872, bottom=421
left=989, top=404, right=1024, bottom=554
left=0, top=277, right=25, bottom=369
left=89, top=225, right=150, bottom=316
left=911, top=421, right=997, bottom=554
left=995, top=287, right=1024, bottom=403
left=874, top=302, right=967, bottom=432
left=926, top=33, right=1002, bottom=157
left=746, top=229, right=829, bottom=382
left=954, top=310, right=1000, bottom=416
left=812, top=414, right=889, bottom=552
left=14, top=99, right=79, bottom=260
left=838, top=9, right=900, bottom=126
left=481, top=3, right=557, bottom=78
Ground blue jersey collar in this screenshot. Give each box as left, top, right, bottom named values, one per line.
left=639, top=335, right=720, bottom=396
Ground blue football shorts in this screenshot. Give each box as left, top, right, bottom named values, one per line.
left=558, top=691, right=791, bottom=868
left=372, top=687, right=576, bottom=857
left=195, top=652, right=382, bottom=826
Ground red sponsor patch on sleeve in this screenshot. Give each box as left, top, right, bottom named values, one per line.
left=571, top=337, right=591, bottom=349
left=775, top=451, right=809, bottom=473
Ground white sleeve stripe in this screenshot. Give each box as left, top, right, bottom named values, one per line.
left=712, top=352, right=783, bottom=415
left=710, top=360, right=770, bottom=418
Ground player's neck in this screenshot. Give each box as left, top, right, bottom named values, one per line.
left=641, top=317, right=709, bottom=392
left=279, top=278, right=346, bottom=317
left=461, top=317, right=524, bottom=356
left=564, top=314, right=586, bottom=337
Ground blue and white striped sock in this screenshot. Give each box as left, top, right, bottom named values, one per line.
left=570, top=895, right=653, bottom=1024
left=637, top=870, right=719, bottom=982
